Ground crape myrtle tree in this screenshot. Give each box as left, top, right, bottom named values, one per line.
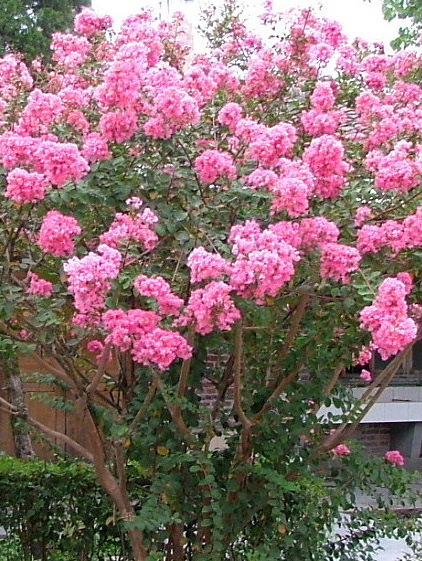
left=0, top=1, right=421, bottom=559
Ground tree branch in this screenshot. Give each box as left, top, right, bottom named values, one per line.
left=318, top=337, right=418, bottom=453
left=268, top=292, right=310, bottom=387
left=233, top=319, right=253, bottom=430
left=128, top=371, right=160, bottom=437
left=87, top=342, right=112, bottom=394
left=28, top=415, right=94, bottom=462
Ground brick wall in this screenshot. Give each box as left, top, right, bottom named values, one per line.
left=354, top=423, right=391, bottom=456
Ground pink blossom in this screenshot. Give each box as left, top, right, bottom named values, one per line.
left=51, top=33, right=91, bottom=68
left=38, top=211, right=81, bottom=257
left=384, top=450, right=404, bottom=466
left=144, top=87, right=200, bottom=139
left=99, top=109, right=139, bottom=143
left=242, top=53, right=283, bottom=99
left=354, top=206, right=373, bottom=228
left=319, top=243, right=361, bottom=283
left=366, top=142, right=422, bottom=193
left=357, top=208, right=422, bottom=255
left=218, top=102, right=243, bottom=132
left=134, top=275, right=183, bottom=316
left=66, top=110, right=90, bottom=133
left=355, top=346, right=373, bottom=366
left=64, top=244, right=122, bottom=317
left=87, top=340, right=104, bottom=354
left=301, top=108, right=344, bottom=137
left=5, top=169, right=47, bottom=203
left=0, top=55, right=33, bottom=100
left=179, top=281, right=240, bottom=335
left=33, top=141, right=89, bottom=187
left=27, top=272, right=53, bottom=297
left=246, top=123, right=297, bottom=167
left=16, top=89, right=65, bottom=135
left=299, top=217, right=340, bottom=249
left=187, top=247, right=232, bottom=283
left=310, top=81, right=336, bottom=111
left=100, top=209, right=158, bottom=250
left=360, top=369, right=372, bottom=383
left=228, top=224, right=300, bottom=303
left=0, top=133, right=42, bottom=170
left=303, top=134, right=350, bottom=198
left=270, top=177, right=310, bottom=216
left=103, top=308, right=191, bottom=370
left=82, top=132, right=111, bottom=163
left=95, top=57, right=146, bottom=109
left=74, top=9, right=112, bottom=37
left=194, top=150, right=237, bottom=184
left=332, top=444, right=350, bottom=456
left=360, top=278, right=418, bottom=360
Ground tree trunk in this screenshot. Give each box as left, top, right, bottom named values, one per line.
left=5, top=356, right=35, bottom=459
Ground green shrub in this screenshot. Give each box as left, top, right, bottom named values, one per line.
left=0, top=455, right=130, bottom=560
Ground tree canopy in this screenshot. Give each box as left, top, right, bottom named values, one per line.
left=0, top=0, right=90, bottom=61
left=0, top=3, right=421, bottom=560
left=381, top=0, right=422, bottom=48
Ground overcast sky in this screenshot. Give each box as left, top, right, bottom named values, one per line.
left=91, top=0, right=403, bottom=48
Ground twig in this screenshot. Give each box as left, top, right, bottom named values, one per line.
left=87, top=342, right=112, bottom=394
left=268, top=292, right=310, bottom=385
left=318, top=334, right=419, bottom=453
left=128, top=372, right=160, bottom=437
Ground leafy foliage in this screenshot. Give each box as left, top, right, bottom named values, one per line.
left=0, top=0, right=90, bottom=62
left=0, top=2, right=420, bottom=560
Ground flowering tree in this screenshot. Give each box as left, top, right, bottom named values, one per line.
left=0, top=2, right=421, bottom=559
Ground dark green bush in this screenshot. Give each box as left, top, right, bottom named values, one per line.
left=0, top=455, right=130, bottom=561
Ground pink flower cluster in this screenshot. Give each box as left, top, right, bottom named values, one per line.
left=16, top=89, right=65, bottom=135
left=246, top=123, right=297, bottom=167
left=27, top=272, right=53, bottom=297
left=246, top=160, right=314, bottom=217
left=100, top=208, right=158, bottom=250
left=134, top=275, right=183, bottom=316
left=63, top=244, right=122, bottom=319
left=303, top=134, right=350, bottom=198
left=82, top=132, right=111, bottom=163
left=5, top=169, right=47, bottom=203
left=103, top=308, right=191, bottom=370
left=384, top=450, right=404, bottom=466
left=99, top=108, right=139, bottom=143
left=144, top=87, right=200, bottom=139
left=357, top=207, right=422, bottom=255
left=332, top=444, right=350, bottom=456
left=95, top=51, right=147, bottom=109
left=37, top=211, right=82, bottom=257
left=302, top=81, right=344, bottom=137
left=365, top=141, right=422, bottom=193
left=187, top=247, right=232, bottom=283
left=178, top=281, right=240, bottom=335
left=360, top=278, right=418, bottom=360
left=298, top=217, right=340, bottom=250
left=360, top=369, right=372, bottom=383
left=319, top=242, right=361, bottom=283
left=34, top=141, right=89, bottom=187
left=0, top=55, right=33, bottom=100
left=51, top=33, right=91, bottom=68
left=229, top=221, right=300, bottom=303
left=74, top=8, right=112, bottom=37
left=194, top=150, right=237, bottom=184
left=218, top=102, right=243, bottom=133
